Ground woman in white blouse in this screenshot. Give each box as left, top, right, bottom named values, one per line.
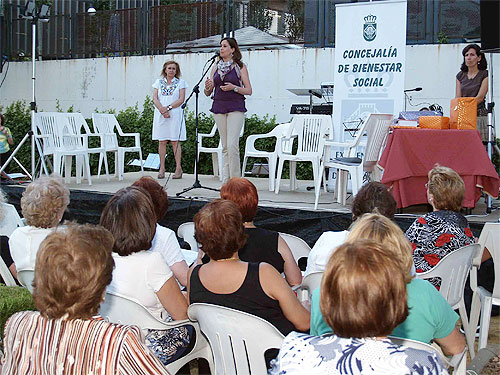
left=100, top=186, right=191, bottom=365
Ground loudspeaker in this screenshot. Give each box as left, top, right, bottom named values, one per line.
left=480, top=0, right=500, bottom=52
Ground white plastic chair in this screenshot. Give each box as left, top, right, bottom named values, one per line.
left=298, top=271, right=323, bottom=303
left=99, top=291, right=214, bottom=375
left=388, top=336, right=467, bottom=375
left=416, top=243, right=480, bottom=357
left=0, top=203, right=25, bottom=286
left=91, top=114, right=144, bottom=181
left=198, top=123, right=245, bottom=182
left=33, top=112, right=93, bottom=185
left=279, top=232, right=311, bottom=264
left=17, top=269, right=34, bottom=293
left=242, top=122, right=290, bottom=191
left=177, top=222, right=198, bottom=252
left=316, top=113, right=393, bottom=207
left=275, top=115, right=331, bottom=198
left=469, top=223, right=500, bottom=356
left=188, top=303, right=284, bottom=375
left=62, top=113, right=110, bottom=183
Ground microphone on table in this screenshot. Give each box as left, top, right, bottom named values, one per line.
left=404, top=87, right=422, bottom=93
left=308, top=89, right=323, bottom=99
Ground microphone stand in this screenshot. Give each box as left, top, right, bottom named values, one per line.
left=176, top=56, right=220, bottom=196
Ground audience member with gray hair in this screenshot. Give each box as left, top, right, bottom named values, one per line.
left=9, top=175, right=70, bottom=272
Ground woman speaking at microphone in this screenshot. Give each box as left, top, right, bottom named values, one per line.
left=204, top=38, right=252, bottom=182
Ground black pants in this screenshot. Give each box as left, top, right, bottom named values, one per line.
left=0, top=150, right=12, bottom=174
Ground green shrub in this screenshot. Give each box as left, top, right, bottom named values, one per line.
left=0, top=99, right=312, bottom=179
left=0, top=285, right=35, bottom=339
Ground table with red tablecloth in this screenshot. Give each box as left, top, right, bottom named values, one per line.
left=378, top=128, right=499, bottom=208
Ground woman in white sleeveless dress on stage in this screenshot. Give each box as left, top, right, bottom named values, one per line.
left=152, top=61, right=187, bottom=179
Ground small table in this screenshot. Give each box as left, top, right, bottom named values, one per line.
left=378, top=128, right=499, bottom=209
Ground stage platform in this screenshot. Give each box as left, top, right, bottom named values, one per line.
left=2, top=171, right=499, bottom=247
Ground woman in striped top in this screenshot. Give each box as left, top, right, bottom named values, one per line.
left=1, top=223, right=169, bottom=375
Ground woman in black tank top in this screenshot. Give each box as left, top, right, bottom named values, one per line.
left=188, top=199, right=310, bottom=336
left=199, top=178, right=302, bottom=287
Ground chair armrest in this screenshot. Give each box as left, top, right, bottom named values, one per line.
left=120, top=132, right=141, bottom=146
left=33, top=134, right=51, bottom=139
left=444, top=347, right=466, bottom=370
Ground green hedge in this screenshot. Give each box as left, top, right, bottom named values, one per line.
left=1, top=99, right=310, bottom=179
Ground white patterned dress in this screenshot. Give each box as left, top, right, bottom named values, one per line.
left=269, top=332, right=448, bottom=375
left=152, top=77, right=187, bottom=141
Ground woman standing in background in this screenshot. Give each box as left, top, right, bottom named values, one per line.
left=152, top=61, right=187, bottom=179
left=455, top=43, right=489, bottom=142
left=204, top=38, right=252, bottom=181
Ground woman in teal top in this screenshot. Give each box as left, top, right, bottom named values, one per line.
left=310, top=214, right=466, bottom=356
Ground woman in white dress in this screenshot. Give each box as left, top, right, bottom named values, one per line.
left=152, top=61, right=187, bottom=179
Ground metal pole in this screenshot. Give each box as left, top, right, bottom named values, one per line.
left=31, top=19, right=36, bottom=179
left=486, top=52, right=495, bottom=213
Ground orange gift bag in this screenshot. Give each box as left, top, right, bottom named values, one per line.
left=419, top=116, right=450, bottom=129
left=450, top=97, right=477, bottom=129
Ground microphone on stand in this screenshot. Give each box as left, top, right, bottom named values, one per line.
left=209, top=51, right=220, bottom=60
left=404, top=87, right=422, bottom=93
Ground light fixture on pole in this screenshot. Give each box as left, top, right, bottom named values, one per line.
left=0, top=1, right=51, bottom=180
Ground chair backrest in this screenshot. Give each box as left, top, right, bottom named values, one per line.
left=389, top=335, right=466, bottom=372
left=99, top=291, right=178, bottom=333
left=17, top=269, right=35, bottom=293
left=0, top=203, right=24, bottom=237
left=417, top=243, right=480, bottom=308
left=0, top=203, right=25, bottom=286
left=287, top=115, right=330, bottom=156
left=188, top=303, right=284, bottom=375
left=302, top=271, right=323, bottom=295
left=299, top=271, right=323, bottom=302
left=59, top=113, right=88, bottom=150
left=476, top=223, right=500, bottom=299
left=177, top=222, right=198, bottom=252
left=34, top=112, right=62, bottom=154
left=91, top=114, right=119, bottom=149
left=280, top=232, right=311, bottom=264
left=362, top=114, right=393, bottom=170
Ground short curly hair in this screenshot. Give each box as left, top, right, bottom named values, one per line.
left=132, top=176, right=169, bottom=221
left=351, top=182, right=396, bottom=221
left=427, top=164, right=465, bottom=212
left=21, top=176, right=70, bottom=228
left=320, top=240, right=408, bottom=338
left=100, top=186, right=156, bottom=256
left=33, top=223, right=115, bottom=320
left=220, top=178, right=258, bottom=222
left=194, top=199, right=247, bottom=260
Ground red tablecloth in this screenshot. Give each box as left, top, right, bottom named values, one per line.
left=379, top=129, right=500, bottom=208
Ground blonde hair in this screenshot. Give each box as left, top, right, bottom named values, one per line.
left=347, top=213, right=413, bottom=283
left=21, top=176, right=70, bottom=228
left=427, top=164, right=465, bottom=212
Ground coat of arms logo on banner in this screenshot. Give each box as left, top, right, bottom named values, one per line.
left=363, top=14, right=377, bottom=42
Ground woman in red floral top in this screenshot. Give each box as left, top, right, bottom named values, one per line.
left=405, top=165, right=474, bottom=289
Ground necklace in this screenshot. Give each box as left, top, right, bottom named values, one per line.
left=215, top=256, right=239, bottom=262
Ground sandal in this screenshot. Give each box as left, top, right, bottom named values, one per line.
left=157, top=172, right=165, bottom=179
left=172, top=170, right=183, bottom=179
